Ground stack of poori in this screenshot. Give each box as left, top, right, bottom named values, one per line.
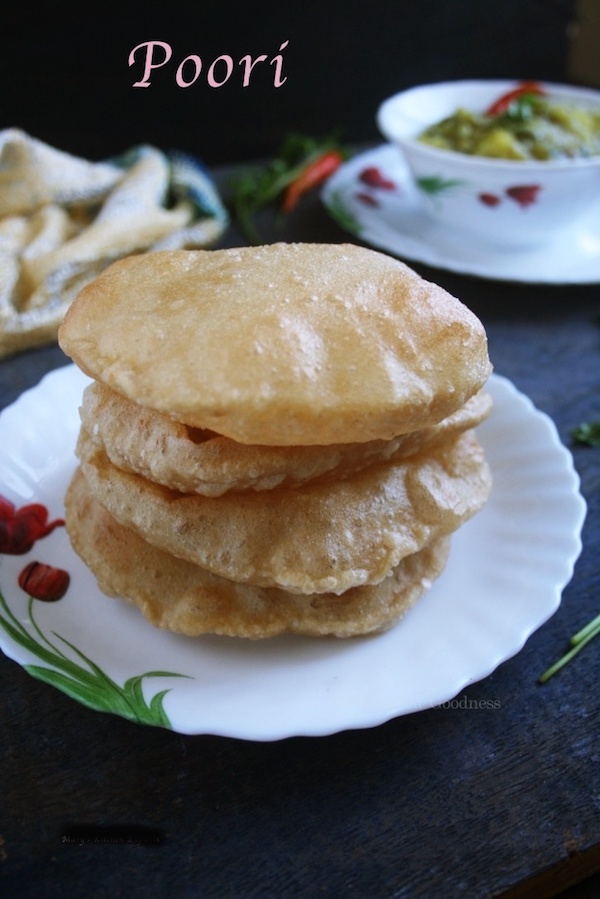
left=58, top=242, right=493, bottom=639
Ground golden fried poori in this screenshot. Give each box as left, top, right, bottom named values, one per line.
left=65, top=467, right=451, bottom=639
left=59, top=243, right=492, bottom=446
left=80, top=380, right=493, bottom=496
left=75, top=427, right=491, bottom=595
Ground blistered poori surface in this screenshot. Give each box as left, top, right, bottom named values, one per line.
left=76, top=427, right=491, bottom=595
left=80, top=380, right=493, bottom=495
left=59, top=244, right=492, bottom=445
left=65, top=467, right=451, bottom=639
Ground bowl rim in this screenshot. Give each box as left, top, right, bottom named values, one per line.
left=376, top=78, right=600, bottom=170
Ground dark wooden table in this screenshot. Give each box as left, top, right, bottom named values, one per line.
left=1, top=161, right=599, bottom=899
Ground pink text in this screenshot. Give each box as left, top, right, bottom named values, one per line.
left=129, top=40, right=289, bottom=88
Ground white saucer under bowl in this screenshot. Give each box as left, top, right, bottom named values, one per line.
left=321, top=144, right=600, bottom=284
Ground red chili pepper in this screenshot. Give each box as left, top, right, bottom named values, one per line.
left=282, top=150, right=344, bottom=213
left=18, top=561, right=70, bottom=602
left=486, top=81, right=545, bottom=117
left=0, top=495, right=65, bottom=555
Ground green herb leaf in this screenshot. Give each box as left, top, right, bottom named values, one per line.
left=499, top=93, right=541, bottom=124
left=229, top=132, right=348, bottom=243
left=538, top=612, right=600, bottom=683
left=571, top=420, right=600, bottom=447
left=570, top=612, right=600, bottom=645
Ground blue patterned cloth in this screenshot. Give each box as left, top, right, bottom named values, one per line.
left=0, top=129, right=229, bottom=357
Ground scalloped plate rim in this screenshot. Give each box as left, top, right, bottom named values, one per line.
left=0, top=365, right=587, bottom=739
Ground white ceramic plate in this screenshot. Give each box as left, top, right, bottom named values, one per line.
left=322, top=144, right=600, bottom=284
left=0, top=365, right=586, bottom=740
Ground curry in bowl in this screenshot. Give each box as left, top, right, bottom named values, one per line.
left=418, top=81, right=600, bottom=161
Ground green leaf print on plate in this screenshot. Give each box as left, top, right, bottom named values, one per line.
left=325, top=189, right=362, bottom=234
left=416, top=175, right=465, bottom=195
left=0, top=584, right=189, bottom=729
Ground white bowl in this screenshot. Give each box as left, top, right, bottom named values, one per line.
left=377, top=79, right=600, bottom=248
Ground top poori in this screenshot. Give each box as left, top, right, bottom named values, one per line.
left=58, top=243, right=491, bottom=446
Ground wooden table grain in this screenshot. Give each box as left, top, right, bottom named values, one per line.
left=1, top=162, right=599, bottom=899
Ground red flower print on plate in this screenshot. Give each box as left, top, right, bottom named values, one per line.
left=18, top=561, right=70, bottom=602
left=479, top=192, right=501, bottom=207
left=477, top=185, right=542, bottom=210
left=0, top=495, right=65, bottom=555
left=358, top=166, right=396, bottom=191
left=355, top=166, right=398, bottom=208
left=355, top=191, right=380, bottom=208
